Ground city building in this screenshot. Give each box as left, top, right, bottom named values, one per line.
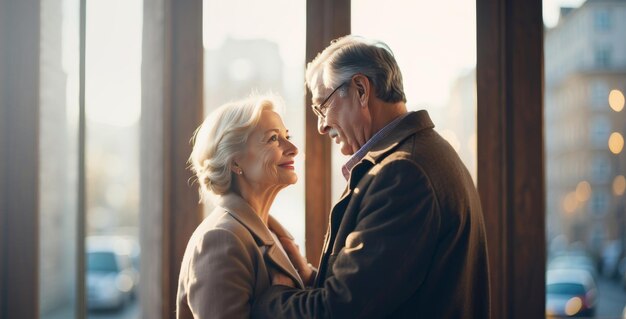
left=545, top=0, right=626, bottom=267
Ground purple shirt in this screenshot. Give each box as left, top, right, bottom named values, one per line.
left=341, top=113, right=410, bottom=180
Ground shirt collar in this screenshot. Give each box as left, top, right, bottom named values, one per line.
left=341, top=112, right=411, bottom=180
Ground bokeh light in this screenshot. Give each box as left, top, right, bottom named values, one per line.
left=613, top=175, right=626, bottom=196
left=608, top=132, right=624, bottom=154
left=609, top=89, right=625, bottom=112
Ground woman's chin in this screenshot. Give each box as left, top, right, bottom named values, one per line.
left=280, top=175, right=298, bottom=186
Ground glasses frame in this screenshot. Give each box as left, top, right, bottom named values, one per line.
left=311, top=81, right=349, bottom=119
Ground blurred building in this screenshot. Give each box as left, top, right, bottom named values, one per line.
left=441, top=69, right=477, bottom=183
left=204, top=38, right=284, bottom=110
left=545, top=0, right=626, bottom=261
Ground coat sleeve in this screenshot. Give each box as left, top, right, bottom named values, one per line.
left=183, top=228, right=255, bottom=319
left=251, top=159, right=441, bottom=319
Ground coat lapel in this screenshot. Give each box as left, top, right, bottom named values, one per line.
left=266, top=216, right=304, bottom=288
left=216, top=194, right=304, bottom=289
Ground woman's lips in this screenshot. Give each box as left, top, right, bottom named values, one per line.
left=278, top=161, right=295, bottom=170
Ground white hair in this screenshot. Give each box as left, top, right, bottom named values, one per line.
left=189, top=93, right=283, bottom=200
left=305, top=35, right=406, bottom=103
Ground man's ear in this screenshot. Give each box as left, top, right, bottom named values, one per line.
left=352, top=74, right=370, bottom=107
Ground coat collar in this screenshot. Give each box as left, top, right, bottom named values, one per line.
left=215, top=193, right=273, bottom=245
left=342, top=110, right=434, bottom=192
left=215, top=193, right=304, bottom=288
left=362, top=110, right=434, bottom=165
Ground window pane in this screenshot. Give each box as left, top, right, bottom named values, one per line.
left=346, top=1, right=477, bottom=201
left=39, top=0, right=79, bottom=317
left=85, top=0, right=142, bottom=317
left=545, top=0, right=626, bottom=317
left=202, top=0, right=306, bottom=248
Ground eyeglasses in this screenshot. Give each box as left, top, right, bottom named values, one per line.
left=311, top=81, right=348, bottom=119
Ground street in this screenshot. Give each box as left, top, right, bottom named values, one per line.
left=43, top=299, right=139, bottom=319
left=595, top=276, right=626, bottom=318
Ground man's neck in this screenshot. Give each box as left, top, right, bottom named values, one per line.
left=369, top=100, right=407, bottom=136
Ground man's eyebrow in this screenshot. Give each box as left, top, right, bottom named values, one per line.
left=311, top=96, right=322, bottom=104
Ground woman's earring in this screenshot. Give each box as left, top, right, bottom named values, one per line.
left=237, top=169, right=243, bottom=175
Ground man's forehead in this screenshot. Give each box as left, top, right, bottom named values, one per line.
left=310, top=73, right=329, bottom=101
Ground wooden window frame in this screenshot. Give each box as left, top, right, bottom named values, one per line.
left=476, top=0, right=545, bottom=317
left=0, top=0, right=545, bottom=318
left=0, top=1, right=41, bottom=318
left=304, top=0, right=351, bottom=266
left=140, top=1, right=204, bottom=318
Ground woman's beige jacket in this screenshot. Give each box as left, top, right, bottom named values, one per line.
left=176, top=193, right=303, bottom=319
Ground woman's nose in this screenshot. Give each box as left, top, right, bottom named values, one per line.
left=284, top=138, right=298, bottom=156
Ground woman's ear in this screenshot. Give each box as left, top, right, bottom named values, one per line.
left=231, top=162, right=243, bottom=175
left=352, top=74, right=370, bottom=107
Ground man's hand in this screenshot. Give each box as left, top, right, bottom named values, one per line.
left=278, top=236, right=315, bottom=286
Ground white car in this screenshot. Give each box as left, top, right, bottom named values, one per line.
left=87, top=236, right=139, bottom=310
left=546, top=268, right=597, bottom=318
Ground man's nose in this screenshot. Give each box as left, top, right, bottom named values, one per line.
left=317, top=116, right=329, bottom=135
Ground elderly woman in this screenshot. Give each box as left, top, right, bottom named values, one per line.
left=176, top=94, right=311, bottom=319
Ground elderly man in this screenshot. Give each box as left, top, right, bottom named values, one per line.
left=252, top=35, right=491, bottom=319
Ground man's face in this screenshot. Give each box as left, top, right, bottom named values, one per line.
left=311, top=76, right=371, bottom=156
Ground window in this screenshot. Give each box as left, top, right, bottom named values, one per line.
left=591, top=154, right=612, bottom=183
left=594, top=46, right=612, bottom=68
left=1, top=0, right=549, bottom=317
left=590, top=80, right=608, bottom=108
left=589, top=116, right=611, bottom=148
left=203, top=0, right=306, bottom=249
left=39, top=0, right=79, bottom=317
left=594, top=10, right=611, bottom=31
left=83, top=1, right=143, bottom=317
left=590, top=189, right=610, bottom=217
left=341, top=0, right=477, bottom=202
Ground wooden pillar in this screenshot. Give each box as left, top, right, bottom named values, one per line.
left=140, top=0, right=204, bottom=318
left=305, top=0, right=350, bottom=266
left=0, top=0, right=41, bottom=318
left=476, top=0, right=545, bottom=317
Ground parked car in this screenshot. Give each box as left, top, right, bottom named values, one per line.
left=87, top=236, right=139, bottom=310
left=546, top=268, right=597, bottom=318
left=548, top=252, right=598, bottom=280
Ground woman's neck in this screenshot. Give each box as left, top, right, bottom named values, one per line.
left=235, top=181, right=281, bottom=225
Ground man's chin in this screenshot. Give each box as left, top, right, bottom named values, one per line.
left=339, top=144, right=354, bottom=156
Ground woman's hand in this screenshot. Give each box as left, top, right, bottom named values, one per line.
left=277, top=236, right=314, bottom=286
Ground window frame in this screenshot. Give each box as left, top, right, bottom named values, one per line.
left=0, top=0, right=546, bottom=318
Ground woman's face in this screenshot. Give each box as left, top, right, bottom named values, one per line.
left=235, top=110, right=298, bottom=190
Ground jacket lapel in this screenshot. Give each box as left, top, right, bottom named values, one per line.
left=266, top=216, right=304, bottom=288
left=216, top=194, right=304, bottom=289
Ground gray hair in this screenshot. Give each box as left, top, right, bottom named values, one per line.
left=189, top=93, right=282, bottom=200
left=305, top=35, right=406, bottom=103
